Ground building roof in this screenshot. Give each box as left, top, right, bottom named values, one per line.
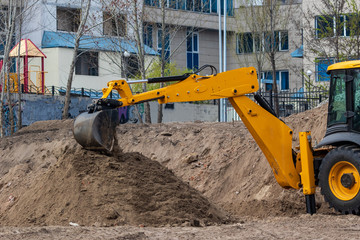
left=9, top=39, right=47, bottom=58
left=327, top=60, right=360, bottom=72
left=41, top=31, right=158, bottom=55
left=290, top=45, right=303, bottom=58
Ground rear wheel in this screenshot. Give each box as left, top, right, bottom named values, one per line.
left=319, top=145, right=360, bottom=214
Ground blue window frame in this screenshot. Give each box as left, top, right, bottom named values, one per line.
left=157, top=26, right=171, bottom=62
left=187, top=30, right=199, bottom=70
left=261, top=70, right=289, bottom=90
left=281, top=71, right=289, bottom=90
left=236, top=32, right=253, bottom=54
left=279, top=31, right=288, bottom=51
left=315, top=15, right=334, bottom=38
left=143, top=25, right=153, bottom=48
left=316, top=58, right=335, bottom=81
left=145, top=0, right=232, bottom=16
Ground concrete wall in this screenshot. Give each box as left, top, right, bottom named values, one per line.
left=3, top=95, right=218, bottom=130
left=149, top=102, right=218, bottom=123
left=18, top=94, right=92, bottom=126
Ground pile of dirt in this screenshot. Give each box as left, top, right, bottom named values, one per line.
left=116, top=103, right=331, bottom=218
left=0, top=103, right=332, bottom=227
left=0, top=121, right=227, bottom=227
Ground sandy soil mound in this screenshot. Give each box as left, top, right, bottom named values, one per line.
left=116, top=104, right=331, bottom=218
left=0, top=121, right=227, bottom=227
left=0, top=103, right=331, bottom=227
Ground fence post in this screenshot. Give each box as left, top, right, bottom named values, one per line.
left=21, top=84, right=24, bottom=93
left=319, top=94, right=322, bottom=104
left=270, top=89, right=273, bottom=108
left=110, top=90, right=113, bottom=99
left=81, top=88, right=84, bottom=97
left=52, top=86, right=55, bottom=96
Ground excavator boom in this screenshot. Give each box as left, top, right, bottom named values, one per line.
left=73, top=66, right=316, bottom=213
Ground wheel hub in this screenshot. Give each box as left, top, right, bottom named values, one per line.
left=329, top=161, right=360, bottom=201
left=341, top=173, right=355, bottom=189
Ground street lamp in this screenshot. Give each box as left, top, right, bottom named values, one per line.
left=124, top=50, right=131, bottom=58
left=306, top=70, right=312, bottom=78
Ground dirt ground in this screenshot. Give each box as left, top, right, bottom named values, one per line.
left=2, top=103, right=360, bottom=239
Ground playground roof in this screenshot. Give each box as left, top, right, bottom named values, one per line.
left=41, top=31, right=158, bottom=55
left=9, top=39, right=47, bottom=58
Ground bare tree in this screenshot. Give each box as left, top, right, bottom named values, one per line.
left=62, top=0, right=92, bottom=119
left=301, top=0, right=360, bottom=90
left=234, top=2, right=267, bottom=90
left=235, top=0, right=296, bottom=115
left=100, top=0, right=195, bottom=123
left=0, top=0, right=17, bottom=137
left=16, top=0, right=23, bottom=131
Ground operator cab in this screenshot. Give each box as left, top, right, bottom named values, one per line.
left=318, top=60, right=360, bottom=147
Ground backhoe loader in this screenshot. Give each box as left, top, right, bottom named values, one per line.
left=73, top=60, right=360, bottom=215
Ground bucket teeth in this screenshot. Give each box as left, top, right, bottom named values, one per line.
left=73, top=109, right=119, bottom=151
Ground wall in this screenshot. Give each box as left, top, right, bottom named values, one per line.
left=149, top=102, right=218, bottom=123
left=18, top=94, right=92, bottom=126
left=3, top=95, right=218, bottom=130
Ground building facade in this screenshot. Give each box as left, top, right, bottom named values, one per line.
left=4, top=0, right=357, bottom=93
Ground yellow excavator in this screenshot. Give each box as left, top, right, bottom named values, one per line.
left=73, top=61, right=360, bottom=215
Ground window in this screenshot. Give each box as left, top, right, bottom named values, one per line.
left=123, top=55, right=140, bottom=78
left=352, top=69, right=360, bottom=131
left=265, top=31, right=289, bottom=52
left=144, top=0, right=160, bottom=7
left=316, top=58, right=335, bottom=81
left=315, top=15, right=334, bottom=38
left=0, top=6, right=7, bottom=33
left=347, top=13, right=360, bottom=36
left=328, top=70, right=346, bottom=125
left=75, top=51, right=99, bottom=76
left=103, top=12, right=127, bottom=37
left=143, top=24, right=153, bottom=48
left=157, top=26, right=171, bottom=63
left=57, top=7, right=81, bottom=32
left=315, top=14, right=360, bottom=38
left=238, top=31, right=288, bottom=53
left=145, top=0, right=232, bottom=16
left=237, top=32, right=253, bottom=54
left=261, top=70, right=289, bottom=91
left=187, top=30, right=199, bottom=70
left=280, top=71, right=289, bottom=90
left=279, top=31, right=288, bottom=51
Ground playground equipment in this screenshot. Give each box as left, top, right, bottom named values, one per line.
left=0, top=39, right=47, bottom=94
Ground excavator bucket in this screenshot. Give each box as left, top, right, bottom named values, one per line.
left=73, top=109, right=119, bottom=151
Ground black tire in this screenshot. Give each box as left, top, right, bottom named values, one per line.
left=319, top=145, right=360, bottom=214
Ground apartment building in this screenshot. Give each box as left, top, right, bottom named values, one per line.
left=10, top=0, right=353, bottom=92
left=142, top=0, right=305, bottom=92
left=302, top=0, right=360, bottom=87
left=21, top=0, right=157, bottom=90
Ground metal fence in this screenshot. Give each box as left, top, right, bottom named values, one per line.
left=226, top=88, right=329, bottom=121
left=10, top=84, right=121, bottom=99
left=7, top=85, right=329, bottom=122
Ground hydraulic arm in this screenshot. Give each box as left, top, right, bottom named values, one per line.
left=73, top=66, right=316, bottom=213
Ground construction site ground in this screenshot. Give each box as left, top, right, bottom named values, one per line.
left=1, top=103, right=360, bottom=239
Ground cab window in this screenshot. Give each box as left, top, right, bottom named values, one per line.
left=328, top=70, right=346, bottom=126
left=352, top=69, right=360, bottom=131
